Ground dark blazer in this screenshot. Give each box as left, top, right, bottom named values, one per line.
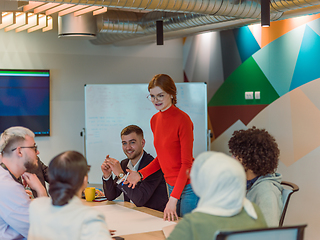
left=103, top=151, right=168, bottom=212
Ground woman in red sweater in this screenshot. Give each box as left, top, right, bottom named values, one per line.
left=126, top=74, right=199, bottom=221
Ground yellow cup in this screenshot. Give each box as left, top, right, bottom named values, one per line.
left=84, top=187, right=95, bottom=201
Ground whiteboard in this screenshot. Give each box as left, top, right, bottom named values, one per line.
left=84, top=83, right=207, bottom=183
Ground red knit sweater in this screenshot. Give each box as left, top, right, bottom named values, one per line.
left=139, top=105, right=194, bottom=199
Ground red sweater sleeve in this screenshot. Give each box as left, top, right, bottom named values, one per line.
left=170, top=115, right=194, bottom=199
left=139, top=157, right=161, bottom=179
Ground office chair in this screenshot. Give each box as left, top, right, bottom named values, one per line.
left=279, top=181, right=299, bottom=226
left=214, top=224, right=307, bottom=240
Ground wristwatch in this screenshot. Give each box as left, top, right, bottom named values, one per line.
left=118, top=172, right=125, bottom=179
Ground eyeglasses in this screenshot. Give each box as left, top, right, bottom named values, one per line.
left=147, top=92, right=166, bottom=102
left=11, top=145, right=38, bottom=153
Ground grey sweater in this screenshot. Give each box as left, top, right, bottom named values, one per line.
left=246, top=173, right=283, bottom=227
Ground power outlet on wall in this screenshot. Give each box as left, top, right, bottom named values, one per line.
left=255, top=91, right=260, bottom=99
left=245, top=91, right=254, bottom=100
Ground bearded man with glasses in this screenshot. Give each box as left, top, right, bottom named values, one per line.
left=0, top=126, right=47, bottom=240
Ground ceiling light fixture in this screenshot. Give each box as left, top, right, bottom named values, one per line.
left=93, top=8, right=108, bottom=16
left=58, top=5, right=88, bottom=16
left=23, top=1, right=44, bottom=12
left=0, top=12, right=14, bottom=29
left=24, top=1, right=107, bottom=18
left=5, top=12, right=27, bottom=32
left=28, top=15, right=52, bottom=33
left=74, top=6, right=101, bottom=17
left=33, top=3, right=60, bottom=14
left=0, top=1, right=107, bottom=34
left=16, top=13, right=38, bottom=32
left=0, top=12, right=53, bottom=32
left=156, top=20, right=163, bottom=45
left=261, top=0, right=270, bottom=27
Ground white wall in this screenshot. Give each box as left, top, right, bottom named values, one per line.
left=0, top=25, right=183, bottom=166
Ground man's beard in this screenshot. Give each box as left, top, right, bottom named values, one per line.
left=126, top=150, right=142, bottom=161
left=24, top=158, right=38, bottom=172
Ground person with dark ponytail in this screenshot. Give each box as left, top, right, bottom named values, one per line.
left=28, top=151, right=112, bottom=240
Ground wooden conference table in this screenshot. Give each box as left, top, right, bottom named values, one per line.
left=83, top=199, right=171, bottom=240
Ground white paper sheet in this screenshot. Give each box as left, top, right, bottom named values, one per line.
left=94, top=205, right=176, bottom=236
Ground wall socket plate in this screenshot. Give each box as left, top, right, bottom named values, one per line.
left=245, top=91, right=254, bottom=99
left=255, top=91, right=260, bottom=99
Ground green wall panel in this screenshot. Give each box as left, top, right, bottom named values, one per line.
left=208, top=57, right=280, bottom=106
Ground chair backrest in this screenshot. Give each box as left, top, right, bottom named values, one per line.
left=279, top=181, right=299, bottom=226
left=214, top=224, right=307, bottom=240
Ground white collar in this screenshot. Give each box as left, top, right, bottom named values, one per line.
left=127, top=151, right=144, bottom=171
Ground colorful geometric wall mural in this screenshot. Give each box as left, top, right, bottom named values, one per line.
left=248, top=78, right=320, bottom=166
left=183, top=13, right=320, bottom=165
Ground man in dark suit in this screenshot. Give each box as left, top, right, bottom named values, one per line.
left=101, top=125, right=168, bottom=211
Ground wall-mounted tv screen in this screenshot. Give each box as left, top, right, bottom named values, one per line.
left=0, top=69, right=50, bottom=136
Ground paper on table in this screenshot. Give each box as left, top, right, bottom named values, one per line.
left=162, top=224, right=177, bottom=238
left=93, top=205, right=176, bottom=236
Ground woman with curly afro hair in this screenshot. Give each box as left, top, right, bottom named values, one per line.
left=228, top=126, right=283, bottom=227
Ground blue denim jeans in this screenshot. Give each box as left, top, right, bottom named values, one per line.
left=167, top=183, right=199, bottom=217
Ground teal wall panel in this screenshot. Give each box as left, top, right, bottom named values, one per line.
left=308, top=18, right=320, bottom=37
left=234, top=27, right=260, bottom=62
left=253, top=25, right=305, bottom=97
left=291, top=25, right=320, bottom=91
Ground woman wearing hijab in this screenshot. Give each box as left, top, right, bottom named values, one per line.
left=167, top=151, right=267, bottom=240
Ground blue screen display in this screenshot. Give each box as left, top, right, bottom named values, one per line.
left=0, top=70, right=50, bottom=136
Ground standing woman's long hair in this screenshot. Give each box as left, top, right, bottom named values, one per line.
left=48, top=151, right=89, bottom=206
left=148, top=74, right=177, bottom=106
